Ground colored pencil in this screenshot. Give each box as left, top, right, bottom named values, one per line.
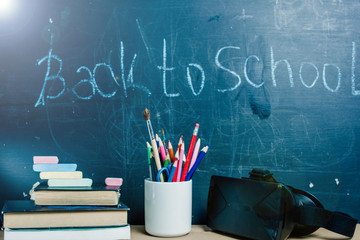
left=173, top=143, right=182, bottom=182
left=158, top=137, right=167, bottom=164
left=150, top=140, right=163, bottom=181
left=168, top=140, right=175, bottom=162
left=189, top=139, right=201, bottom=170
left=168, top=159, right=178, bottom=182
left=150, top=152, right=158, bottom=181
left=164, top=152, right=170, bottom=168
left=185, top=145, right=208, bottom=181
left=175, top=136, right=182, bottom=159
left=155, top=134, right=160, bottom=148
left=181, top=123, right=199, bottom=181
left=176, top=141, right=185, bottom=182
left=175, top=137, right=186, bottom=161
left=146, top=142, right=153, bottom=181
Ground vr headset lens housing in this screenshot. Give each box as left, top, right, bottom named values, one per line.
left=207, top=176, right=295, bottom=240
left=207, top=170, right=357, bottom=240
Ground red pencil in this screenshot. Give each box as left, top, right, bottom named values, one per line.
left=173, top=142, right=183, bottom=182
left=175, top=136, right=182, bottom=159
left=181, top=123, right=199, bottom=181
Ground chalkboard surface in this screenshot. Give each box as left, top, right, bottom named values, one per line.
left=1, top=0, right=360, bottom=224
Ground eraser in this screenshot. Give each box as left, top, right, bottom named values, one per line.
left=105, top=177, right=123, bottom=187
left=33, top=156, right=59, bottom=164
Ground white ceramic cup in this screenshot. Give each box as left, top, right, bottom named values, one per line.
left=144, top=178, right=192, bottom=237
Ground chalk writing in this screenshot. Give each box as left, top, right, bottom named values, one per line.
left=215, top=46, right=242, bottom=93
left=35, top=33, right=65, bottom=107
left=299, top=62, right=319, bottom=88
left=244, top=55, right=264, bottom=88
left=186, top=63, right=205, bottom=96
left=271, top=46, right=294, bottom=87
left=157, top=38, right=179, bottom=97
left=120, top=41, right=151, bottom=96
left=93, top=63, right=118, bottom=98
left=35, top=36, right=359, bottom=107
left=322, top=64, right=341, bottom=92
left=72, top=66, right=94, bottom=100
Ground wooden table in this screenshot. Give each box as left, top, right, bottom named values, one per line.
left=1, top=225, right=358, bottom=239
left=131, top=225, right=359, bottom=239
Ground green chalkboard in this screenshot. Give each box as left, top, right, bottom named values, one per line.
left=0, top=0, right=359, bottom=224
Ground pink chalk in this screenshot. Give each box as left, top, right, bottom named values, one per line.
left=33, top=156, right=59, bottom=164
left=105, top=177, right=123, bottom=187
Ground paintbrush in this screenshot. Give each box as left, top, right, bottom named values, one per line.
left=143, top=108, right=164, bottom=182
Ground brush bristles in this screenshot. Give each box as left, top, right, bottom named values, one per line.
left=143, top=108, right=150, bottom=120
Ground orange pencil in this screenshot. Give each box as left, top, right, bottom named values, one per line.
left=168, top=140, right=175, bottom=162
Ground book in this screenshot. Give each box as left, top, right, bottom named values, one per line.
left=4, top=225, right=131, bottom=240
left=48, top=178, right=93, bottom=187
left=33, top=181, right=121, bottom=206
left=40, top=171, right=83, bottom=179
left=2, top=200, right=129, bottom=229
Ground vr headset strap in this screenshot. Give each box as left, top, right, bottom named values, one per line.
left=297, top=205, right=357, bottom=237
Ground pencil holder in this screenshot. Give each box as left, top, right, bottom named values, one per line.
left=144, top=179, right=192, bottom=237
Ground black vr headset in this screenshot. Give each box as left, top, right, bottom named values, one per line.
left=207, top=169, right=357, bottom=240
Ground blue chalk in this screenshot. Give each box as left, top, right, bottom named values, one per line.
left=33, top=163, right=77, bottom=172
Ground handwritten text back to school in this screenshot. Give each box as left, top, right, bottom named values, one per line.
left=35, top=38, right=360, bottom=107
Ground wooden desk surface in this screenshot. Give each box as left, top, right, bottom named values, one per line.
left=131, top=225, right=359, bottom=240
left=1, top=224, right=358, bottom=239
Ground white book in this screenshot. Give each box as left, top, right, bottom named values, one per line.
left=4, top=225, right=131, bottom=240
left=47, top=178, right=93, bottom=187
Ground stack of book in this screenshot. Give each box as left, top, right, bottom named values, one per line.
left=2, top=156, right=130, bottom=240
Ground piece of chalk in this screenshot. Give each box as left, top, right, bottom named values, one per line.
left=40, top=171, right=83, bottom=180
left=33, top=164, right=77, bottom=172
left=48, top=178, right=93, bottom=187
left=105, top=177, right=123, bottom=187
left=33, top=156, right=59, bottom=164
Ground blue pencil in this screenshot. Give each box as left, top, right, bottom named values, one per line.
left=168, top=159, right=178, bottom=182
left=185, top=145, right=208, bottom=181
